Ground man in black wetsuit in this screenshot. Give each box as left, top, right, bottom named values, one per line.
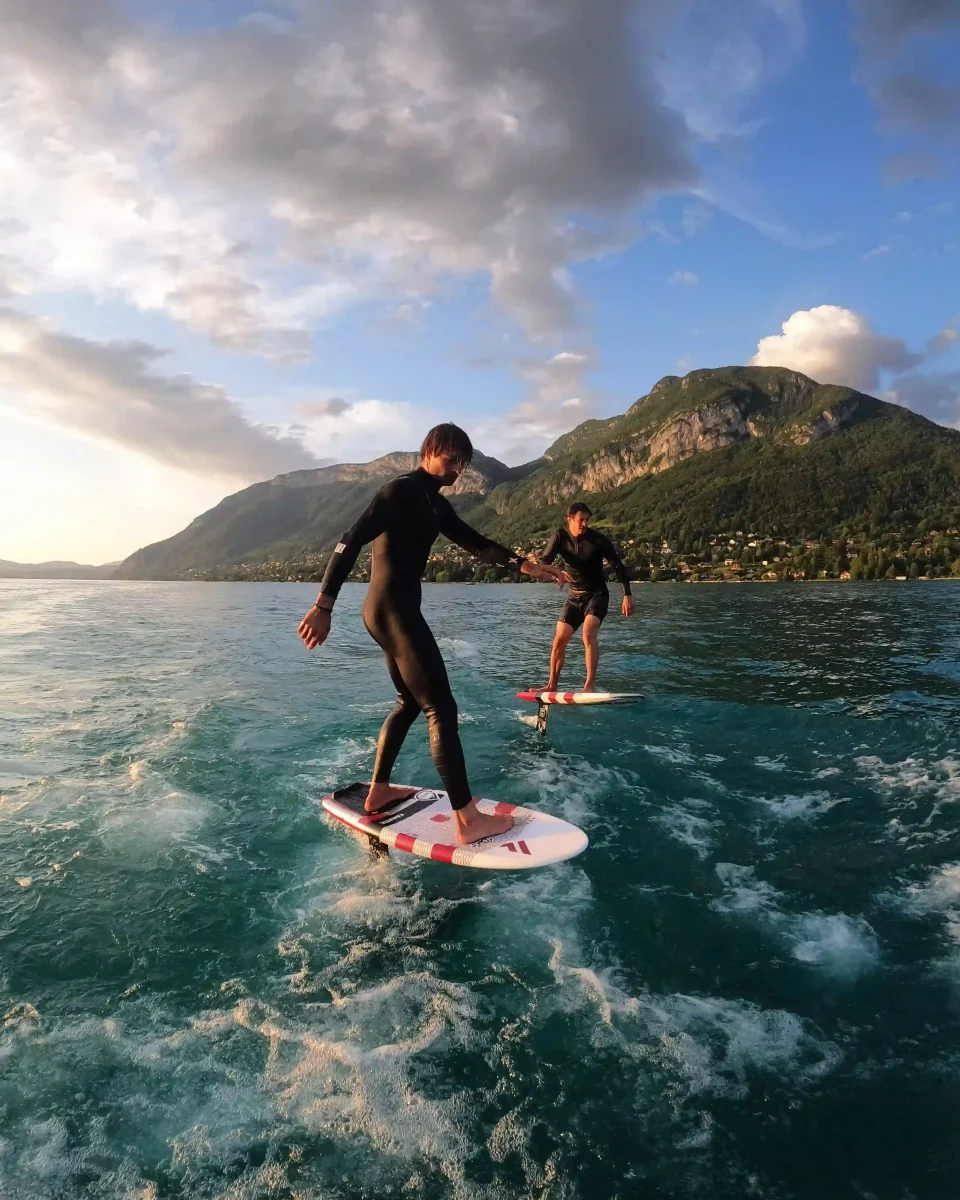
left=538, top=502, right=633, bottom=692
left=297, top=423, right=566, bottom=845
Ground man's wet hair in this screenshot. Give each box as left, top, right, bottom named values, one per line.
left=567, top=502, right=592, bottom=519
left=420, top=423, right=474, bottom=465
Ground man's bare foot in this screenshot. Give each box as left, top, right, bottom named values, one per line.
left=364, top=782, right=417, bottom=813
left=455, top=800, right=513, bottom=845
left=581, top=683, right=597, bottom=693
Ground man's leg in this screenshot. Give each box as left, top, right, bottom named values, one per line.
left=385, top=612, right=513, bottom=844
left=546, top=621, right=576, bottom=690
left=364, top=652, right=421, bottom=812
left=582, top=615, right=602, bottom=692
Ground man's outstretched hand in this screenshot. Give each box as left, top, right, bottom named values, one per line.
left=622, top=595, right=634, bottom=618
left=522, top=561, right=569, bottom=587
left=298, top=605, right=331, bottom=650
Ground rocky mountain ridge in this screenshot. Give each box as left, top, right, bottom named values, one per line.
left=113, top=365, right=960, bottom=579
left=490, top=368, right=871, bottom=511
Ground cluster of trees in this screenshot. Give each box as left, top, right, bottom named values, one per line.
left=186, top=529, right=960, bottom=584
left=607, top=529, right=960, bottom=582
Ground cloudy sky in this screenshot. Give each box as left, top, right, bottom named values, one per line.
left=1, top=0, right=958, bottom=564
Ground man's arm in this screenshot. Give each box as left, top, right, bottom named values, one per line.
left=437, top=497, right=523, bottom=569
left=600, top=534, right=632, bottom=597
left=315, top=481, right=396, bottom=605
left=436, top=498, right=566, bottom=585
left=299, top=481, right=398, bottom=650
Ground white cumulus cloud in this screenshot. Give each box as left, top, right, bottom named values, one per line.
left=751, top=304, right=960, bottom=425
left=750, top=305, right=920, bottom=393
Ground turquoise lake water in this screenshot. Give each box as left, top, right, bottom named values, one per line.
left=2, top=580, right=960, bottom=1198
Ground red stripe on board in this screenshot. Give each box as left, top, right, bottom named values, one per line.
left=493, top=801, right=514, bottom=816
left=518, top=840, right=531, bottom=855
left=505, top=842, right=516, bottom=852
left=393, top=832, right=417, bottom=853
left=563, top=692, right=575, bottom=702
left=430, top=843, right=457, bottom=863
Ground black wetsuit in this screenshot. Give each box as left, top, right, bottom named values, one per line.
left=541, top=527, right=631, bottom=630
left=317, top=468, right=521, bottom=810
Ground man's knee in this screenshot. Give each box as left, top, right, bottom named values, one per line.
left=423, top=693, right=458, bottom=727
left=394, top=691, right=420, bottom=716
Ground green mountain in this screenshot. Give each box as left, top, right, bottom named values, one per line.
left=0, top=559, right=117, bottom=579
left=115, top=366, right=960, bottom=579
left=114, top=450, right=541, bottom=580
left=473, top=366, right=960, bottom=544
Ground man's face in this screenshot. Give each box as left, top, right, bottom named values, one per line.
left=426, top=452, right=466, bottom=486
left=568, top=511, right=590, bottom=537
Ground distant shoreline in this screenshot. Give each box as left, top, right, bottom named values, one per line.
left=5, top=576, right=959, bottom=586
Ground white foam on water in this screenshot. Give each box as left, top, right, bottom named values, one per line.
left=856, top=755, right=960, bottom=805
left=486, top=867, right=840, bottom=1148
left=711, top=864, right=781, bottom=914
left=98, top=789, right=210, bottom=852
left=691, top=771, right=729, bottom=793
left=643, top=992, right=838, bottom=1098
left=437, top=637, right=480, bottom=659
left=754, top=756, right=787, bottom=772
left=328, top=885, right=428, bottom=930
left=215, top=978, right=478, bottom=1196
left=878, top=863, right=960, bottom=985
left=656, top=802, right=718, bottom=859
left=786, top=915, right=880, bottom=975
left=895, top=863, right=960, bottom=913
left=857, top=756, right=960, bottom=849
left=753, top=790, right=844, bottom=820
left=519, top=751, right=636, bottom=838
left=487, top=1106, right=576, bottom=1199
left=0, top=1006, right=275, bottom=1198
left=0, top=1002, right=41, bottom=1066
left=644, top=744, right=698, bottom=766
left=544, top=938, right=839, bottom=1104
left=300, top=735, right=380, bottom=795
left=942, top=914, right=960, bottom=980
left=713, top=865, right=880, bottom=980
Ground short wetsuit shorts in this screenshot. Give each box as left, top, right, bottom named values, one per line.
left=558, top=588, right=609, bottom=631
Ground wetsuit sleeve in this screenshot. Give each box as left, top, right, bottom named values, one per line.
left=599, top=534, right=632, bottom=596
left=540, top=530, right=562, bottom=564
left=436, top=497, right=520, bottom=568
left=316, top=481, right=396, bottom=602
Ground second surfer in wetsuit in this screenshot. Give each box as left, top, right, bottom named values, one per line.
left=297, top=423, right=566, bottom=845
left=539, top=502, right=634, bottom=692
